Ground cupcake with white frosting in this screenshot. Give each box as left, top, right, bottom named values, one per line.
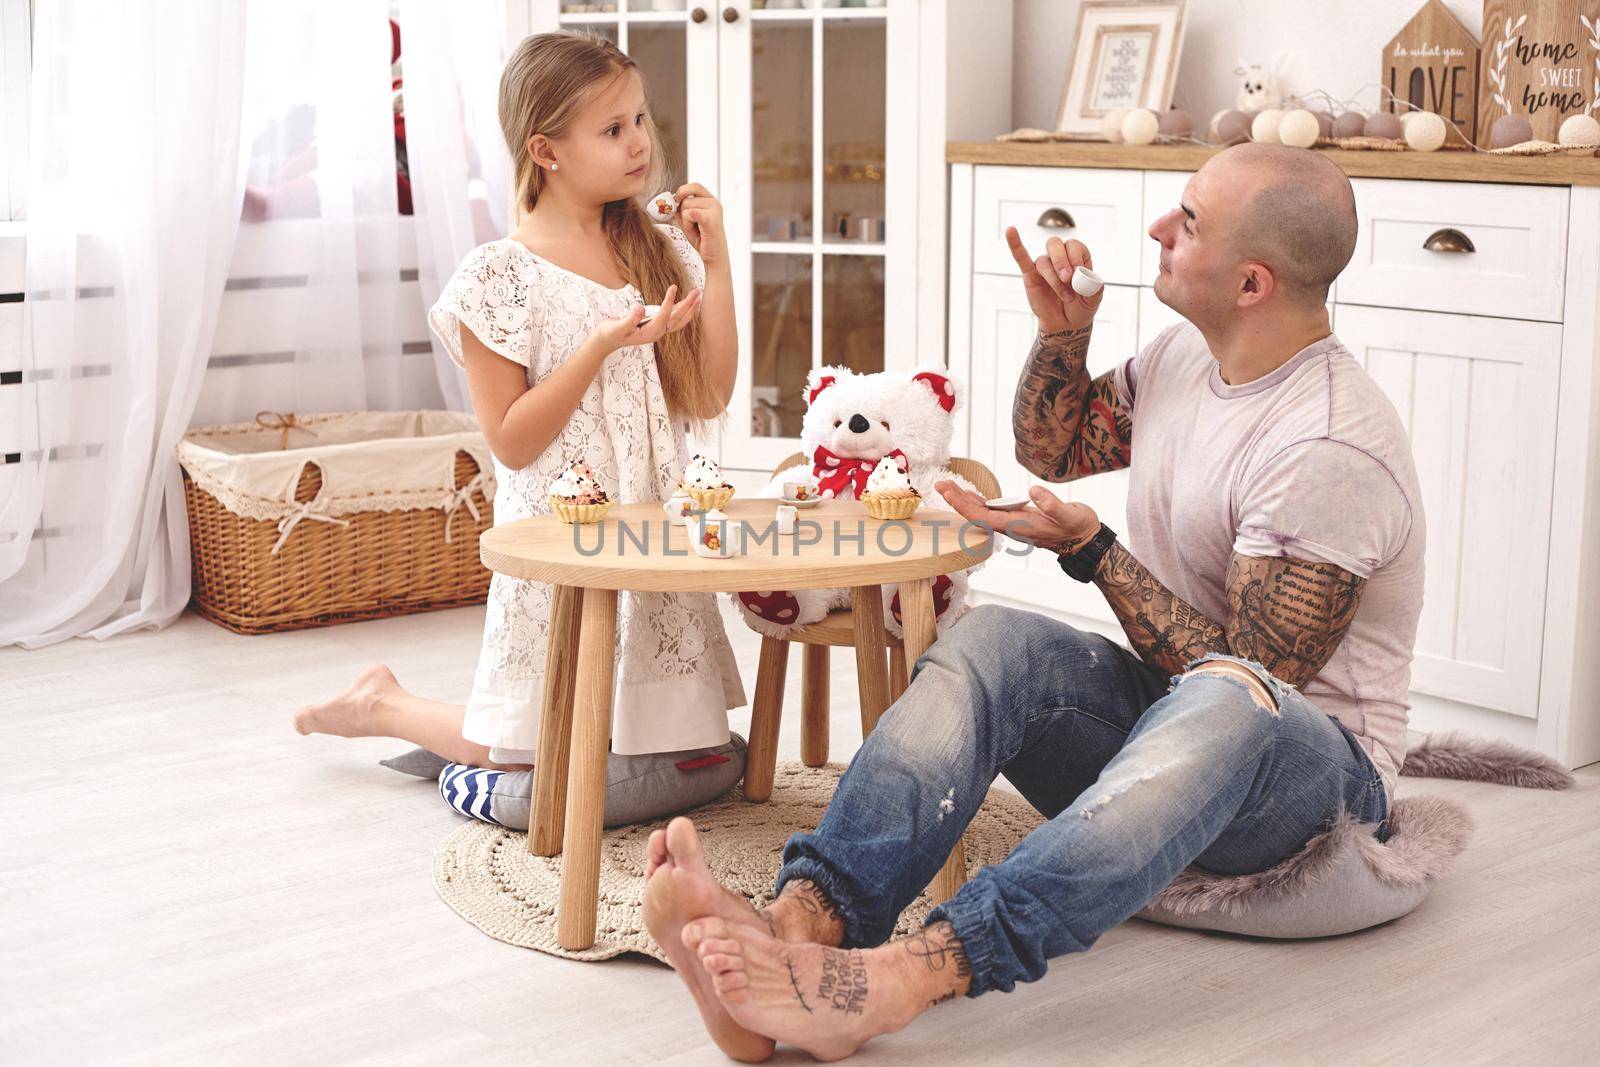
left=860, top=455, right=920, bottom=519
left=548, top=460, right=612, bottom=525
left=681, top=453, right=735, bottom=512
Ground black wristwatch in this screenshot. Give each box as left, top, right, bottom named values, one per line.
left=1056, top=523, right=1118, bottom=582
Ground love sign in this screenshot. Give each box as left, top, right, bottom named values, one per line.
left=1478, top=0, right=1600, bottom=144
left=1384, top=0, right=1480, bottom=146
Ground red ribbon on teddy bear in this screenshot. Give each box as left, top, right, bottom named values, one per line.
left=811, top=445, right=909, bottom=499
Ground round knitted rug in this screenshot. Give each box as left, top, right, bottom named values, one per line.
left=432, top=761, right=1045, bottom=962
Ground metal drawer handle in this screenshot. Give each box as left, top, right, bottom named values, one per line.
left=723, top=5, right=739, bottom=22
left=1423, top=227, right=1475, bottom=253
left=691, top=6, right=707, bottom=22
left=1036, top=207, right=1077, bottom=230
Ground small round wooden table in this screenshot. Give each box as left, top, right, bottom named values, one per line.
left=479, top=497, right=993, bottom=950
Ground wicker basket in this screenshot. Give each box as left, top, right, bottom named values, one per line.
left=178, top=412, right=496, bottom=634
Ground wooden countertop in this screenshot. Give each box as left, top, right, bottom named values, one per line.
left=947, top=141, right=1600, bottom=187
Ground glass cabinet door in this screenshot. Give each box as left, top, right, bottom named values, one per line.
left=529, top=0, right=717, bottom=213
left=523, top=0, right=913, bottom=471
left=721, top=0, right=912, bottom=470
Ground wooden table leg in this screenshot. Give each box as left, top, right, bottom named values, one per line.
left=850, top=585, right=892, bottom=736
left=898, top=577, right=967, bottom=904
left=801, top=643, right=829, bottom=767
left=530, top=584, right=582, bottom=857
left=743, top=635, right=789, bottom=802
left=557, top=586, right=618, bottom=952
left=888, top=643, right=908, bottom=703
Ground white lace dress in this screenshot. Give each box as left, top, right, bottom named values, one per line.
left=426, top=227, right=745, bottom=758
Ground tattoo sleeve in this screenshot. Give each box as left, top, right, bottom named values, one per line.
left=1090, top=543, right=1366, bottom=685
left=1012, top=327, right=1132, bottom=482
left=1224, top=555, right=1366, bottom=687
left=1093, top=542, right=1228, bottom=677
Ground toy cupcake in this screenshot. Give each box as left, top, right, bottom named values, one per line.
left=548, top=461, right=612, bottom=524
left=860, top=456, right=920, bottom=519
left=681, top=453, right=735, bottom=512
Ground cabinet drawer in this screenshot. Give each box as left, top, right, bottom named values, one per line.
left=1341, top=178, right=1568, bottom=322
left=971, top=166, right=1147, bottom=285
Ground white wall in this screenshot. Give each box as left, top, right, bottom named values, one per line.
left=1009, top=0, right=1484, bottom=134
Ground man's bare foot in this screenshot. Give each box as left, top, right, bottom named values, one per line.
left=292, top=664, right=399, bottom=738
left=644, top=818, right=780, bottom=1062
left=686, top=918, right=952, bottom=1062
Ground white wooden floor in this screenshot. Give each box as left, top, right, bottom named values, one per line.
left=2, top=601, right=1597, bottom=1064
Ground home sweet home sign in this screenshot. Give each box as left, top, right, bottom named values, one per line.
left=1478, top=0, right=1600, bottom=144
left=1384, top=0, right=1480, bottom=146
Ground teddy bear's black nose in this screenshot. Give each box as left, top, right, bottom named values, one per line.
left=847, top=414, right=870, bottom=434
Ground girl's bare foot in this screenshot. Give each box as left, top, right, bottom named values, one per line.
left=686, top=918, right=954, bottom=1062
left=293, top=664, right=400, bottom=738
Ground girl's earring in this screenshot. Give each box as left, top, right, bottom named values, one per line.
left=550, top=163, right=559, bottom=172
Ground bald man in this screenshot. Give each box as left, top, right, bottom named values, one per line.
left=643, top=143, right=1425, bottom=1060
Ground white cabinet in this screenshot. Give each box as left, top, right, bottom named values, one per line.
left=1342, top=178, right=1568, bottom=322
left=970, top=166, right=1146, bottom=284
left=950, top=155, right=1600, bottom=771
left=965, top=273, right=1134, bottom=627
left=525, top=0, right=1009, bottom=475
left=1337, top=305, right=1560, bottom=717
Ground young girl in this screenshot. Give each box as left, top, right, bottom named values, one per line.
left=295, top=32, right=745, bottom=784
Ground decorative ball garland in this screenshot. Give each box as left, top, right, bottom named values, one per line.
left=1004, top=83, right=1600, bottom=157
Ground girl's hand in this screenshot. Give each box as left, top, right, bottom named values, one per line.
left=674, top=182, right=727, bottom=267
left=588, top=284, right=704, bottom=357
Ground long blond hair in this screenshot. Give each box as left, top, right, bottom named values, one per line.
left=499, top=32, right=719, bottom=425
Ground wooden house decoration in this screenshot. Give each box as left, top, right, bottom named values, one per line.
left=1383, top=0, right=1481, bottom=146
left=1478, top=0, right=1600, bottom=145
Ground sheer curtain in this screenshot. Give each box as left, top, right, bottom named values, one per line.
left=0, top=1, right=508, bottom=648
left=0, top=1, right=247, bottom=648
left=399, top=0, right=513, bottom=413
left=219, top=0, right=418, bottom=419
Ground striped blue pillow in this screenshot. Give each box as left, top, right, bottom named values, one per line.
left=438, top=763, right=504, bottom=826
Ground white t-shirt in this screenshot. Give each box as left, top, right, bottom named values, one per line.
left=1111, top=322, right=1425, bottom=800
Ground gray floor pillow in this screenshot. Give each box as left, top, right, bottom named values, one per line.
left=382, top=734, right=748, bottom=830
left=1135, top=795, right=1472, bottom=938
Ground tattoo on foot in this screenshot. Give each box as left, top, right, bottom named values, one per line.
left=816, top=949, right=869, bottom=1016
left=904, top=922, right=972, bottom=980
left=782, top=879, right=845, bottom=938
left=785, top=954, right=815, bottom=1014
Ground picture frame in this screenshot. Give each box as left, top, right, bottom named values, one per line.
left=1054, top=0, right=1188, bottom=139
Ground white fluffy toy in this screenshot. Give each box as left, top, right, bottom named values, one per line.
left=733, top=365, right=981, bottom=640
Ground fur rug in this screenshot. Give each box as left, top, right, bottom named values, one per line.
left=1143, top=731, right=1574, bottom=918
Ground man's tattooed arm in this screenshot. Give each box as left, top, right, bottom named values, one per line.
left=1224, top=555, right=1365, bottom=687
left=1012, top=326, right=1133, bottom=482
left=1090, top=545, right=1367, bottom=685
left=1093, top=542, right=1228, bottom=677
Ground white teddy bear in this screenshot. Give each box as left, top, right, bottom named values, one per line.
left=732, top=364, right=982, bottom=640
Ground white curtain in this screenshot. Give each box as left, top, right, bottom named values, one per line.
left=214, top=0, right=420, bottom=420
left=398, top=0, right=512, bottom=412
left=0, top=1, right=510, bottom=648
left=0, top=0, right=247, bottom=648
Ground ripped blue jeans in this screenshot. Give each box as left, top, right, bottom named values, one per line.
left=775, top=604, right=1390, bottom=997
